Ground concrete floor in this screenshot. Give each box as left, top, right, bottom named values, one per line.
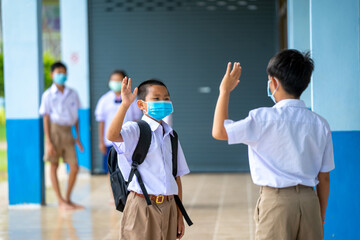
left=0, top=172, right=260, bottom=240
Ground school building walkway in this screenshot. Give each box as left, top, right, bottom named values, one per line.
left=0, top=173, right=259, bottom=240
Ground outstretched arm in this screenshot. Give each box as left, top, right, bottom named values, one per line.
left=106, top=77, right=138, bottom=142
left=212, top=62, right=242, bottom=140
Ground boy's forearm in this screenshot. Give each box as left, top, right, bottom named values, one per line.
left=317, top=173, right=330, bottom=222
left=75, top=120, right=80, bottom=140
left=212, top=91, right=230, bottom=140
left=43, top=115, right=52, bottom=143
left=106, top=104, right=129, bottom=142
left=98, top=121, right=105, bottom=143
left=176, top=177, right=183, bottom=217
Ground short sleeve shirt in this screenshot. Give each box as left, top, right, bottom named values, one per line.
left=112, top=115, right=190, bottom=195
left=224, top=99, right=335, bottom=188
left=39, top=84, right=81, bottom=126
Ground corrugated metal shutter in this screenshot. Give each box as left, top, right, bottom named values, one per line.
left=89, top=0, right=277, bottom=173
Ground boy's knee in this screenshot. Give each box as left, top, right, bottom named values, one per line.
left=50, top=162, right=59, bottom=170
left=69, top=164, right=79, bottom=173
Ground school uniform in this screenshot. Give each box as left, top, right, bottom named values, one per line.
left=39, top=84, right=81, bottom=164
left=224, top=99, right=335, bottom=240
left=112, top=114, right=190, bottom=240
left=95, top=90, right=142, bottom=172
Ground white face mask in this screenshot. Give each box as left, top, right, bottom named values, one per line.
left=267, top=78, right=279, bottom=103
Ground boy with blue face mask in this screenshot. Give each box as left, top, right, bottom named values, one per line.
left=39, top=61, right=84, bottom=210
left=107, top=77, right=190, bottom=240
left=212, top=50, right=334, bottom=240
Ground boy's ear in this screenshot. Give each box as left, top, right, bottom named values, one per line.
left=270, top=76, right=281, bottom=90
left=137, top=100, right=147, bottom=112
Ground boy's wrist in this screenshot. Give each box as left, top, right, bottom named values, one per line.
left=219, top=89, right=231, bottom=96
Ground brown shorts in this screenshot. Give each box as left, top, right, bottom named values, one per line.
left=44, top=122, right=77, bottom=165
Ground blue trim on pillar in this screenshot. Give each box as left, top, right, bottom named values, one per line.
left=326, top=131, right=360, bottom=239
left=6, top=119, right=44, bottom=205
left=72, top=109, right=91, bottom=170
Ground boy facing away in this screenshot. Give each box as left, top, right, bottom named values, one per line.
left=39, top=62, right=84, bottom=210
left=106, top=77, right=190, bottom=240
left=212, top=50, right=334, bottom=240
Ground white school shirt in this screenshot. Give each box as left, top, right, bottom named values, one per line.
left=95, top=91, right=142, bottom=146
left=224, top=99, right=335, bottom=188
left=112, top=115, right=190, bottom=195
left=39, top=84, right=81, bottom=126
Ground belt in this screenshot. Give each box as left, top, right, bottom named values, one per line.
left=131, top=191, right=174, bottom=204
left=261, top=184, right=314, bottom=193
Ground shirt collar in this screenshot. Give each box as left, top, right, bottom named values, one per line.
left=141, top=114, right=174, bottom=136
left=50, top=83, right=69, bottom=95
left=273, top=99, right=307, bottom=109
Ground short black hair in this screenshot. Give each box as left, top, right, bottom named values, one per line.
left=51, top=61, right=67, bottom=73
left=109, top=69, right=127, bottom=79
left=137, top=79, right=169, bottom=101
left=266, top=49, right=314, bottom=98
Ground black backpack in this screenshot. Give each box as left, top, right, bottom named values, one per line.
left=108, top=120, right=193, bottom=226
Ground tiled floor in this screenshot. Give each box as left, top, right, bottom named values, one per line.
left=0, top=173, right=260, bottom=240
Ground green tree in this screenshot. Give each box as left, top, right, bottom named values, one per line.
left=43, top=51, right=56, bottom=90
left=0, top=50, right=4, bottom=97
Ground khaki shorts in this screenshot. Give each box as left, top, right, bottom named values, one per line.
left=120, top=192, right=178, bottom=240
left=254, top=185, right=323, bottom=240
left=44, top=122, right=77, bottom=165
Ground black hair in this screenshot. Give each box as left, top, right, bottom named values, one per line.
left=137, top=79, right=169, bottom=101
left=266, top=49, right=314, bottom=98
left=51, top=61, right=67, bottom=73
left=109, top=69, right=127, bottom=79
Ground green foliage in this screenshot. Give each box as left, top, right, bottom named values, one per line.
left=43, top=51, right=56, bottom=90
left=0, top=50, right=4, bottom=97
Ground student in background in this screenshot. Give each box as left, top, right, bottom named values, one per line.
left=95, top=70, right=142, bottom=173
left=39, top=61, right=84, bottom=210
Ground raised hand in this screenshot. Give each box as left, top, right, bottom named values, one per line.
left=121, top=76, right=138, bottom=107
left=219, top=62, right=242, bottom=93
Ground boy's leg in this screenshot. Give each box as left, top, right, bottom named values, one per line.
left=254, top=186, right=300, bottom=240
left=62, top=128, right=83, bottom=209
left=65, top=162, right=83, bottom=208
left=45, top=123, right=74, bottom=210
left=297, top=187, right=323, bottom=240
left=49, top=162, right=74, bottom=210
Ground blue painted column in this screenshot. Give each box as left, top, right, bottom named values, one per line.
left=310, top=0, right=360, bottom=239
left=2, top=0, right=44, bottom=205
left=60, top=0, right=91, bottom=170
left=287, top=0, right=311, bottom=107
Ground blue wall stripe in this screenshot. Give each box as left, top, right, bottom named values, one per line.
left=6, top=119, right=44, bottom=205
left=326, top=131, right=360, bottom=239
left=72, top=109, right=91, bottom=170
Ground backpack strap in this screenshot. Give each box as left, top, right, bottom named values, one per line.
left=128, top=120, right=152, bottom=205
left=170, top=130, right=193, bottom=226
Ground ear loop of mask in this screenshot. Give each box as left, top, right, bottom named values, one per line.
left=267, top=78, right=279, bottom=103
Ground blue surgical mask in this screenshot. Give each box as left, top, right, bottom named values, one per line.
left=144, top=101, right=173, bottom=121
left=267, top=78, right=279, bottom=104
left=53, top=73, right=67, bottom=85
left=109, top=80, right=122, bottom=92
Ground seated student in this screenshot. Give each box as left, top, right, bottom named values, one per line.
left=106, top=77, right=190, bottom=240
left=95, top=70, right=142, bottom=173
left=212, top=50, right=334, bottom=240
